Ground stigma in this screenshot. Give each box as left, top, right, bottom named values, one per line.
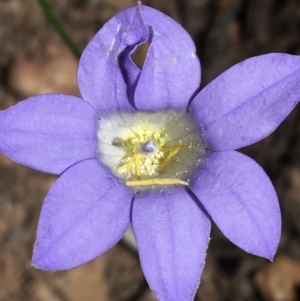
left=142, top=140, right=157, bottom=153
left=97, top=110, right=205, bottom=191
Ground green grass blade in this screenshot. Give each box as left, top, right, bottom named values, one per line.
left=36, top=0, right=81, bottom=59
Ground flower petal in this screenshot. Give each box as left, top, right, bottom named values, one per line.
left=32, top=159, right=133, bottom=270
left=190, top=151, right=281, bottom=260
left=132, top=186, right=210, bottom=301
left=0, top=94, right=97, bottom=174
left=133, top=6, right=201, bottom=111
left=120, top=5, right=149, bottom=104
left=191, top=53, right=300, bottom=150
left=78, top=5, right=148, bottom=115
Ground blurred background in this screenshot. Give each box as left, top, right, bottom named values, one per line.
left=1, top=0, right=300, bottom=300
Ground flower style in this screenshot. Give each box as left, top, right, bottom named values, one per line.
left=1, top=3, right=300, bottom=301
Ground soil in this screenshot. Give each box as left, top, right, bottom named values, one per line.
left=1, top=0, right=300, bottom=301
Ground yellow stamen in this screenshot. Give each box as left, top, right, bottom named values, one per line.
left=135, top=153, right=141, bottom=180
left=126, top=178, right=188, bottom=186
left=160, top=140, right=183, bottom=170
left=118, top=157, right=135, bottom=173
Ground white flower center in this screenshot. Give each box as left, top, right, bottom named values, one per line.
left=97, top=110, right=205, bottom=190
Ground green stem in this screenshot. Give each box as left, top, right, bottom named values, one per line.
left=36, top=0, right=81, bottom=59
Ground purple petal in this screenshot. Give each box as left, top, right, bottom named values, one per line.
left=190, top=151, right=281, bottom=260
left=32, top=159, right=133, bottom=270
left=78, top=5, right=148, bottom=115
left=0, top=94, right=97, bottom=174
left=133, top=6, right=201, bottom=111
left=132, top=186, right=210, bottom=301
left=121, top=5, right=149, bottom=102
left=191, top=53, right=300, bottom=150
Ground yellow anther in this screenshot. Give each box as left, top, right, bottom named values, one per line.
left=126, top=178, right=188, bottom=186
left=118, top=157, right=134, bottom=173
left=160, top=140, right=183, bottom=170
left=135, top=153, right=141, bottom=180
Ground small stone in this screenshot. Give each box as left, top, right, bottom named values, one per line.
left=255, top=256, right=300, bottom=301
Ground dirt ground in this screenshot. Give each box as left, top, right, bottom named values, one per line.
left=1, top=0, right=300, bottom=300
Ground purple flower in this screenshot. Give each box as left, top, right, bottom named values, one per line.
left=0, top=3, right=300, bottom=301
